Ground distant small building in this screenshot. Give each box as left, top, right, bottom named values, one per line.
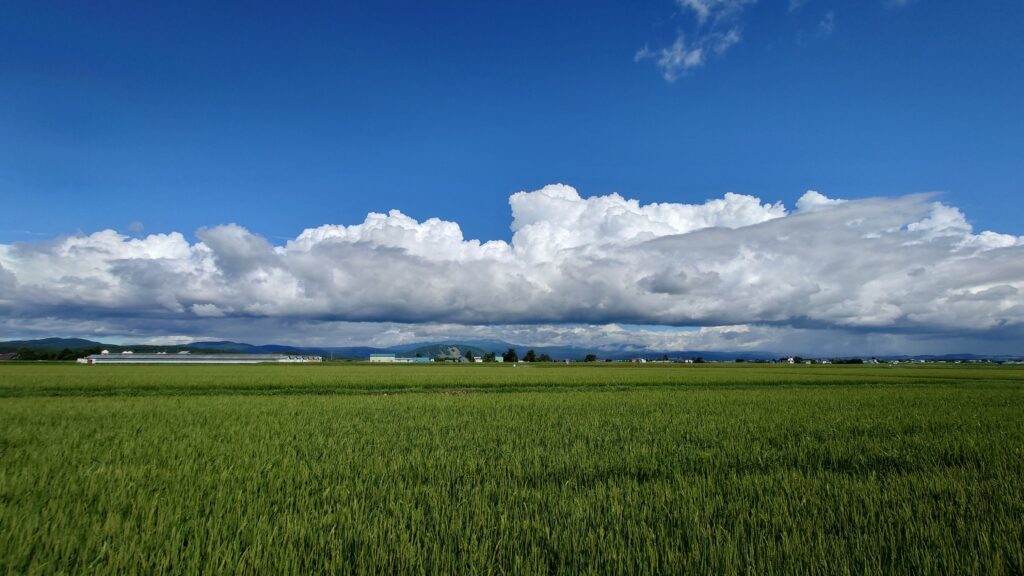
left=0, top=352, right=17, bottom=361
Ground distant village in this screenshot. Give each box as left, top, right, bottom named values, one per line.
left=1, top=340, right=1019, bottom=365
left=365, top=347, right=1018, bottom=366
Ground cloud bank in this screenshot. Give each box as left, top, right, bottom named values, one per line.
left=1, top=185, right=1022, bottom=354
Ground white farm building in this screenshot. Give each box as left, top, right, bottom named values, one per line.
left=78, top=352, right=322, bottom=364
left=368, top=354, right=431, bottom=363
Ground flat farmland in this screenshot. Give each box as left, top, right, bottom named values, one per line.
left=1, top=363, right=1022, bottom=574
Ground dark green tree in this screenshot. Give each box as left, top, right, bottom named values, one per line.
left=538, top=353, right=552, bottom=362
left=523, top=349, right=537, bottom=362
left=502, top=348, right=519, bottom=363
left=583, top=353, right=598, bottom=362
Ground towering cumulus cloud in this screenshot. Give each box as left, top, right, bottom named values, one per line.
left=0, top=185, right=1022, bottom=350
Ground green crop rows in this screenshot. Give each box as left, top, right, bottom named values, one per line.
left=1, top=363, right=1022, bottom=574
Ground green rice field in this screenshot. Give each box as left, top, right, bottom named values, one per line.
left=1, top=363, right=1022, bottom=574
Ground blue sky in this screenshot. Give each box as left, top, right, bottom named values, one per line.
left=2, top=0, right=1021, bottom=243
left=1, top=0, right=1023, bottom=354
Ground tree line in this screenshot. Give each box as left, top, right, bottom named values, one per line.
left=483, top=349, right=597, bottom=363
left=11, top=347, right=102, bottom=361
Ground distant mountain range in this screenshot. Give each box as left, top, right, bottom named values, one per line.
left=0, top=336, right=774, bottom=360
left=1, top=337, right=1020, bottom=362
left=0, top=337, right=112, bottom=351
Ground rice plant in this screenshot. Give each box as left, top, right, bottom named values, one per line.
left=0, top=363, right=1021, bottom=574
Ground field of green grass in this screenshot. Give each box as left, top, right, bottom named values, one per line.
left=1, top=363, right=1022, bottom=574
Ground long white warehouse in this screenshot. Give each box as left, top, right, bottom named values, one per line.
left=368, top=354, right=431, bottom=363
left=78, top=352, right=322, bottom=364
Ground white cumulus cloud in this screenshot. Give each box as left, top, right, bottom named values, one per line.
left=0, top=185, right=1022, bottom=353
